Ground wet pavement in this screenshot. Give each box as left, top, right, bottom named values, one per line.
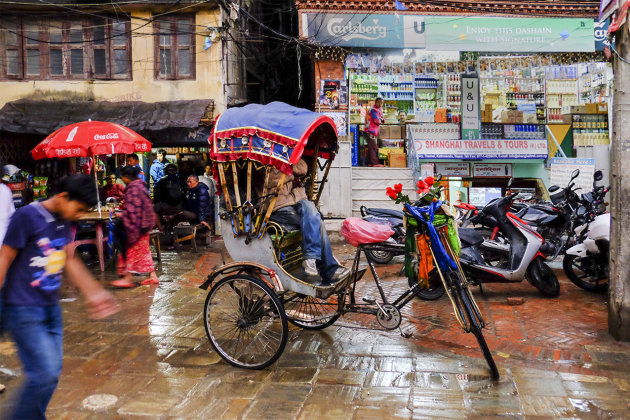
left=1, top=237, right=630, bottom=419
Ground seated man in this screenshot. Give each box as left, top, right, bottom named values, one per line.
left=100, top=175, right=125, bottom=202
left=153, top=163, right=185, bottom=235
left=263, top=159, right=349, bottom=285
left=181, top=175, right=213, bottom=228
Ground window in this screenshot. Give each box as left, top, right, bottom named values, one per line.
left=154, top=15, right=195, bottom=80
left=0, top=17, right=131, bottom=80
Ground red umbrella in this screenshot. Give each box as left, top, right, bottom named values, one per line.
left=31, top=120, right=151, bottom=159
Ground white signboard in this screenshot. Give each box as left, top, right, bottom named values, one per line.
left=461, top=76, right=480, bottom=140
left=436, top=162, right=471, bottom=177
left=550, top=157, right=595, bottom=192
left=407, top=123, right=459, bottom=140
left=412, top=138, right=548, bottom=159
left=473, top=163, right=513, bottom=178
left=420, top=163, right=435, bottom=179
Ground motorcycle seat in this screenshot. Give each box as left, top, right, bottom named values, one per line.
left=458, top=228, right=484, bottom=247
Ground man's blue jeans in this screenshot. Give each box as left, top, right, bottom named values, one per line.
left=295, top=199, right=339, bottom=280
left=4, top=304, right=63, bottom=420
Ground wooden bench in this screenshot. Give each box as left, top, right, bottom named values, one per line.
left=173, top=223, right=211, bottom=252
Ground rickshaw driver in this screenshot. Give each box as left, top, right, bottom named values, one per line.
left=264, top=159, right=350, bottom=285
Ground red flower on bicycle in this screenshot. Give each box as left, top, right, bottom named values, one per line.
left=386, top=187, right=398, bottom=200
left=417, top=179, right=430, bottom=194
left=394, top=183, right=403, bottom=193
left=424, top=177, right=434, bottom=186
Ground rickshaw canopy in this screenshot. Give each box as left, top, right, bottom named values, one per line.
left=208, top=102, right=338, bottom=175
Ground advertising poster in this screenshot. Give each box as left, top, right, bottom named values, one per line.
left=550, top=158, right=595, bottom=192
left=322, top=112, right=348, bottom=136
left=461, top=75, right=480, bottom=140
left=319, top=80, right=348, bottom=111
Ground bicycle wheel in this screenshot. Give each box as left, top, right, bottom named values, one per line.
left=455, top=275, right=499, bottom=380
left=284, top=293, right=341, bottom=330
left=203, top=274, right=288, bottom=369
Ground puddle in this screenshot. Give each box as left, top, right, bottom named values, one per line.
left=570, top=399, right=615, bottom=419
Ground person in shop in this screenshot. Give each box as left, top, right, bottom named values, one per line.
left=100, top=174, right=125, bottom=202
left=0, top=174, right=119, bottom=418
left=153, top=163, right=186, bottom=242
left=259, top=159, right=350, bottom=285
left=178, top=175, right=213, bottom=229
left=365, top=97, right=385, bottom=167
left=150, top=149, right=168, bottom=185
left=126, top=154, right=145, bottom=181
left=0, top=166, right=15, bottom=245
left=198, top=163, right=216, bottom=196
left=111, top=165, right=159, bottom=288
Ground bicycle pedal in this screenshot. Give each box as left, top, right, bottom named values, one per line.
left=362, top=296, right=376, bottom=304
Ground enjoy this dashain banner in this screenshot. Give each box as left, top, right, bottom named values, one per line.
left=301, top=13, right=595, bottom=52
left=426, top=17, right=594, bottom=52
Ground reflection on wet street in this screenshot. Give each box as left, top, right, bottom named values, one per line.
left=1, top=239, right=629, bottom=418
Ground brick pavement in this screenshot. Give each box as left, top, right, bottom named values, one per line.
left=0, top=238, right=629, bottom=418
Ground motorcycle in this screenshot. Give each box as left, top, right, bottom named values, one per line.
left=360, top=206, right=405, bottom=264
left=458, top=170, right=583, bottom=262
left=563, top=170, right=610, bottom=292
left=458, top=181, right=560, bottom=297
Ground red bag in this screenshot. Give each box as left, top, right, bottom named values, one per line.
left=341, top=217, right=394, bottom=247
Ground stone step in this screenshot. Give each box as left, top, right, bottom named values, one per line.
left=351, top=188, right=416, bottom=201
left=352, top=167, right=415, bottom=181
left=351, top=178, right=415, bottom=190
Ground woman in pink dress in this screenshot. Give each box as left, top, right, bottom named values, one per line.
left=111, top=165, right=158, bottom=288
left=365, top=98, right=384, bottom=167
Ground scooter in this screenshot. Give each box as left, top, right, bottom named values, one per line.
left=563, top=171, right=610, bottom=292
left=360, top=206, right=405, bottom=264
left=458, top=180, right=560, bottom=297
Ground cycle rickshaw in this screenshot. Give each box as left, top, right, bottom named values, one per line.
left=199, top=102, right=498, bottom=380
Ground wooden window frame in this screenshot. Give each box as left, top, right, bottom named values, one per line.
left=0, top=16, right=131, bottom=81
left=154, top=15, right=195, bottom=81
left=0, top=17, right=24, bottom=79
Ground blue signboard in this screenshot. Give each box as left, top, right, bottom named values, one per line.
left=595, top=19, right=611, bottom=51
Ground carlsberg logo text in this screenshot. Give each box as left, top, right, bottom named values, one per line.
left=327, top=18, right=387, bottom=41
left=94, top=133, right=120, bottom=140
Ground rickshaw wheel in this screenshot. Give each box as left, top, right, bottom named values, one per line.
left=203, top=274, right=288, bottom=369
left=283, top=293, right=341, bottom=330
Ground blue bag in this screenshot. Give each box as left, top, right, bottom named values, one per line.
left=405, top=200, right=458, bottom=272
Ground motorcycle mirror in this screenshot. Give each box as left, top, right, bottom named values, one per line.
left=593, top=170, right=603, bottom=182
left=435, top=174, right=442, bottom=182
left=576, top=206, right=587, bottom=216
left=507, top=178, right=513, bottom=188
left=570, top=169, right=580, bottom=181
left=548, top=185, right=560, bottom=192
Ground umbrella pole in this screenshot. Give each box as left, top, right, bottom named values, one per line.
left=93, top=156, right=102, bottom=217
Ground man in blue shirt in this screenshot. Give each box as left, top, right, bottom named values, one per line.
left=150, top=149, right=167, bottom=185
left=126, top=153, right=145, bottom=181
left=0, top=174, right=119, bottom=419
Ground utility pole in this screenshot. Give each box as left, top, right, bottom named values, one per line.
left=221, top=0, right=246, bottom=107
left=609, top=19, right=630, bottom=340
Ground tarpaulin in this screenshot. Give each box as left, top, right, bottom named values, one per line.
left=0, top=99, right=214, bottom=135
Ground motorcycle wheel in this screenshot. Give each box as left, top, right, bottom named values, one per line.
left=365, top=249, right=394, bottom=264
left=408, top=270, right=446, bottom=300
left=563, top=254, right=608, bottom=293
left=529, top=259, right=560, bottom=297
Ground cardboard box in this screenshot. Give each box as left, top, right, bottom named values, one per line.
left=523, top=113, right=538, bottom=124
left=389, top=153, right=407, bottom=168
left=388, top=125, right=402, bottom=139
left=501, top=110, right=523, bottom=123
left=435, top=108, right=448, bottom=123
left=485, top=104, right=493, bottom=112
left=570, top=105, right=587, bottom=114
left=598, top=103, right=608, bottom=114
left=378, top=125, right=389, bottom=139
left=585, top=103, right=599, bottom=114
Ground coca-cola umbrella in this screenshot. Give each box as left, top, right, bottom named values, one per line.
left=31, top=120, right=152, bottom=213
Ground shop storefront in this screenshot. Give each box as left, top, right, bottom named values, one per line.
left=0, top=99, right=215, bottom=206
left=301, top=12, right=611, bottom=204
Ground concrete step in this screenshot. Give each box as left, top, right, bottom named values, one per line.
left=352, top=178, right=415, bottom=190
left=351, top=188, right=416, bottom=201
left=352, top=167, right=415, bottom=181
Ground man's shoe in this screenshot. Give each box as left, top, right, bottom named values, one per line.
left=302, top=259, right=319, bottom=277
left=330, top=266, right=351, bottom=282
